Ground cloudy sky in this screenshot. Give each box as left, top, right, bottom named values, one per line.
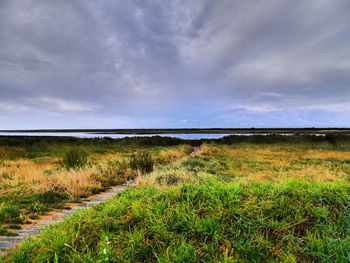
left=1, top=0, right=350, bottom=129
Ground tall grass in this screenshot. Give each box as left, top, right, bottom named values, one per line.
left=0, top=144, right=189, bottom=236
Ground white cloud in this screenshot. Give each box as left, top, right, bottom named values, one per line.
left=298, top=101, right=350, bottom=113
left=38, top=97, right=95, bottom=112
left=0, top=102, right=31, bottom=112
left=227, top=103, right=282, bottom=113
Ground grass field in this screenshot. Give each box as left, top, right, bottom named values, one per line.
left=0, top=137, right=192, bottom=237
left=2, top=136, right=350, bottom=262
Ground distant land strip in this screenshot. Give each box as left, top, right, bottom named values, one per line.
left=1, top=128, right=350, bottom=134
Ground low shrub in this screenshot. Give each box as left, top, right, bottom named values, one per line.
left=93, top=160, right=132, bottom=188
left=61, top=148, right=88, bottom=170
left=128, top=152, right=154, bottom=174
left=28, top=201, right=47, bottom=213
left=0, top=204, right=22, bottom=224
left=26, top=141, right=49, bottom=153
left=34, top=187, right=68, bottom=204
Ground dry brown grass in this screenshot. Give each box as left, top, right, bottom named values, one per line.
left=136, top=146, right=198, bottom=188
left=0, top=146, right=192, bottom=200
left=304, top=150, right=350, bottom=160
left=198, top=143, right=223, bottom=156
left=35, top=168, right=101, bottom=199
left=130, top=143, right=350, bottom=190
left=237, top=166, right=340, bottom=185
left=198, top=143, right=349, bottom=184
left=0, top=153, right=120, bottom=199
left=155, top=145, right=193, bottom=165
left=1, top=159, right=55, bottom=190
left=136, top=167, right=202, bottom=188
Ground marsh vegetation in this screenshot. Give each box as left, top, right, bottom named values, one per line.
left=0, top=136, right=192, bottom=237
left=2, top=135, right=350, bottom=262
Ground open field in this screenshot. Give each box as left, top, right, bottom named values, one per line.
left=2, top=135, right=350, bottom=262
left=0, top=136, right=192, bottom=237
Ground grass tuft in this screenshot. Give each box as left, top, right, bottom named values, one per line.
left=61, top=148, right=88, bottom=170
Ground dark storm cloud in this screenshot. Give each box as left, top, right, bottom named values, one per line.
left=0, top=0, right=349, bottom=128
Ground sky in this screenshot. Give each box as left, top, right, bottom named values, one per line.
left=0, top=0, right=350, bottom=129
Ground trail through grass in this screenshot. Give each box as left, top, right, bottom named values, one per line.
left=3, top=137, right=350, bottom=262
left=0, top=139, right=192, bottom=236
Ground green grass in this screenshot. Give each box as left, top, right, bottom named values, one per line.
left=3, top=180, right=350, bottom=262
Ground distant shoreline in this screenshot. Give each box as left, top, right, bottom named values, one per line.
left=1, top=128, right=350, bottom=135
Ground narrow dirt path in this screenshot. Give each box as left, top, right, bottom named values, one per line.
left=0, top=146, right=200, bottom=253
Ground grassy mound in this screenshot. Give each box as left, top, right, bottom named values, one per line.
left=3, top=179, right=350, bottom=262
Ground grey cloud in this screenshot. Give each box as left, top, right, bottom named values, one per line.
left=0, top=0, right=349, bottom=128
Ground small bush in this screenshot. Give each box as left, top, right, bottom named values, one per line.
left=0, top=204, right=22, bottom=224
left=93, top=160, right=132, bottom=187
left=61, top=148, right=88, bottom=170
left=35, top=188, right=68, bottom=204
left=128, top=152, right=154, bottom=174
left=26, top=141, right=49, bottom=153
left=28, top=201, right=47, bottom=213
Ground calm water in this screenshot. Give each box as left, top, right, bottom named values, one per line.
left=0, top=132, right=231, bottom=140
